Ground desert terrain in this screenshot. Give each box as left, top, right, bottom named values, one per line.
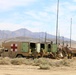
left=0, top=65, right=76, bottom=75
left=0, top=57, right=76, bottom=75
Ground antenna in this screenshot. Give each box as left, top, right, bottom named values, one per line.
left=39, top=33, right=40, bottom=42
left=62, top=36, right=64, bottom=46
left=56, top=0, right=59, bottom=44
left=70, top=18, right=72, bottom=47
left=45, top=32, right=47, bottom=43
left=58, top=30, right=60, bottom=44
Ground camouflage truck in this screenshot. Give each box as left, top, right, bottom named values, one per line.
left=1, top=41, right=58, bottom=58
left=2, top=41, right=40, bottom=58
left=0, top=47, right=4, bottom=56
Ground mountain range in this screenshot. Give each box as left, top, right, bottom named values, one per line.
left=0, top=28, right=72, bottom=43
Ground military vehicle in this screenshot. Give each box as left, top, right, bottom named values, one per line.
left=1, top=41, right=58, bottom=58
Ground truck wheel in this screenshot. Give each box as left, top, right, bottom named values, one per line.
left=16, top=54, right=23, bottom=58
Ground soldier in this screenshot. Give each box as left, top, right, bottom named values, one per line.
left=40, top=48, right=44, bottom=57
left=32, top=48, right=38, bottom=59
left=65, top=44, right=72, bottom=59
left=49, top=41, right=56, bottom=59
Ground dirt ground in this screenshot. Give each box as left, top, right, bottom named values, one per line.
left=0, top=65, right=76, bottom=75
left=0, top=58, right=76, bottom=75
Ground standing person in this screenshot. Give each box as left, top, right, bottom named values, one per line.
left=57, top=43, right=64, bottom=58
left=50, top=41, right=56, bottom=58
left=65, top=44, right=72, bottom=59
left=40, top=48, right=44, bottom=57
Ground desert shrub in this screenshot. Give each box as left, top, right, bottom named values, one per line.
left=0, top=57, right=11, bottom=65
left=0, top=57, right=71, bottom=67
left=33, top=58, right=49, bottom=66
left=59, top=59, right=70, bottom=66
left=33, top=58, right=41, bottom=66
left=23, top=59, right=34, bottom=65
left=36, top=58, right=71, bottom=67
left=33, top=59, right=40, bottom=66
left=11, top=58, right=25, bottom=65
left=0, top=57, right=4, bottom=60
left=11, top=58, right=33, bottom=65
left=50, top=59, right=71, bottom=67
left=39, top=64, right=50, bottom=70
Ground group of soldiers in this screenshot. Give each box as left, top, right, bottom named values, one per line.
left=57, top=43, right=73, bottom=59
left=31, top=41, right=73, bottom=59
left=39, top=42, right=73, bottom=59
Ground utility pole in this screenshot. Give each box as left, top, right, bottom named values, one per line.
left=70, top=18, right=72, bottom=47
left=62, top=36, right=64, bottom=46
left=39, top=34, right=40, bottom=42
left=45, top=32, right=47, bottom=43
left=56, top=0, right=59, bottom=44
left=58, top=30, right=60, bottom=44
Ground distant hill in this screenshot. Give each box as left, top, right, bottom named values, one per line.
left=0, top=28, right=55, bottom=39
left=0, top=28, right=73, bottom=42
left=0, top=28, right=76, bottom=48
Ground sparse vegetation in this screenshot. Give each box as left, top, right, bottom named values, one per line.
left=11, top=58, right=25, bottom=65
left=33, top=58, right=49, bottom=66
left=0, top=57, right=71, bottom=70
left=0, top=57, right=11, bottom=65
left=39, top=64, right=50, bottom=70
left=11, top=58, right=33, bottom=65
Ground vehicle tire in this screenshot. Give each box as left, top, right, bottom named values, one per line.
left=16, top=54, right=23, bottom=58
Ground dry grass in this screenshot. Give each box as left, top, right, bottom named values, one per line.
left=11, top=58, right=33, bottom=65
left=0, top=57, right=72, bottom=70
left=33, top=58, right=49, bottom=66
left=39, top=64, right=50, bottom=70
left=11, top=58, right=25, bottom=65
left=0, top=57, right=11, bottom=65
left=33, top=58, right=71, bottom=67
left=33, top=58, right=71, bottom=70
left=0, top=57, right=33, bottom=65
left=33, top=58, right=50, bottom=70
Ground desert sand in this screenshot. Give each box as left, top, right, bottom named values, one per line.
left=0, top=57, right=76, bottom=75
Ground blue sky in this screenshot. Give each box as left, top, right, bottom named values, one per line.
left=0, top=0, right=76, bottom=40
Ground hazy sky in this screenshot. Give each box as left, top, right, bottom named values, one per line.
left=0, top=0, right=76, bottom=40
